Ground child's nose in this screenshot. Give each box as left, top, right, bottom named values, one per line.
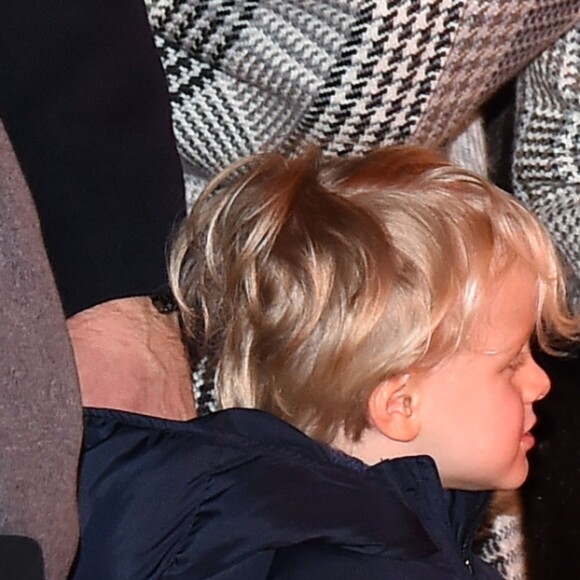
left=520, top=357, right=551, bottom=403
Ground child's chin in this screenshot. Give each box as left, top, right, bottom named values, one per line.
left=495, top=461, right=530, bottom=491
left=445, top=462, right=530, bottom=491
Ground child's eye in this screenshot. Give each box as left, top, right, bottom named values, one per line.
left=506, top=351, right=527, bottom=372
left=508, top=358, right=524, bottom=371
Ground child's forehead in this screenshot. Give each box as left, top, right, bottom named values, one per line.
left=467, top=264, right=538, bottom=352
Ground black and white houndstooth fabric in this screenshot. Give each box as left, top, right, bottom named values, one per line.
left=146, top=0, right=464, bottom=176
left=146, top=0, right=580, bottom=204
left=513, top=24, right=580, bottom=303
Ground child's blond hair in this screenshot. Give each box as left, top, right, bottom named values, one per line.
left=170, top=146, right=578, bottom=443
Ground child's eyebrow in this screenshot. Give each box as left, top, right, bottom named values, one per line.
left=483, top=339, right=531, bottom=357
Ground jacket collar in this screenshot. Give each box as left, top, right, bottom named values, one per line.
left=371, top=455, right=492, bottom=560
left=203, top=409, right=490, bottom=551
left=208, top=409, right=491, bottom=554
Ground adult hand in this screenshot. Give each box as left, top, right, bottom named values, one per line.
left=67, top=296, right=196, bottom=420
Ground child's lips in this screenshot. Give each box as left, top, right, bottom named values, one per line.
left=521, top=417, right=537, bottom=450
left=521, top=431, right=535, bottom=450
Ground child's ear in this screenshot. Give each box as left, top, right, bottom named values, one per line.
left=368, top=374, right=420, bottom=442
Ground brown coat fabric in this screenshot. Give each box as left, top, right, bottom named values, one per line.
left=0, top=122, right=82, bottom=579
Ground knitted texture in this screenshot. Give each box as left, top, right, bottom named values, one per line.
left=479, top=515, right=527, bottom=580
left=513, top=24, right=580, bottom=304
left=146, top=0, right=580, bottom=200
left=191, top=356, right=217, bottom=416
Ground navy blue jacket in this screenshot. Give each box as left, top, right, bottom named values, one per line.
left=73, top=409, right=501, bottom=579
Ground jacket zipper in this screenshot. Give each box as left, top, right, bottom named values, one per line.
left=461, top=541, right=474, bottom=575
